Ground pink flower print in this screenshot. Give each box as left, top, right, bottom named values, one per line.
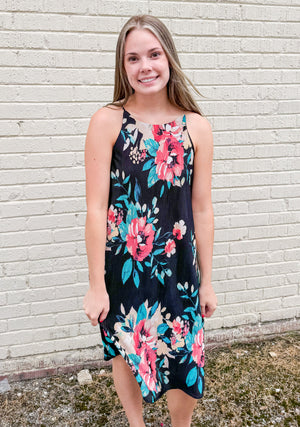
left=171, top=335, right=177, bottom=347
left=152, top=125, right=172, bottom=142
left=107, top=222, right=112, bottom=236
left=155, top=136, right=184, bottom=183
left=107, top=205, right=116, bottom=223
left=133, top=319, right=156, bottom=356
left=183, top=322, right=189, bottom=337
left=140, top=149, right=147, bottom=162
left=164, top=239, right=176, bottom=258
left=139, top=345, right=157, bottom=391
left=172, top=316, right=183, bottom=334
left=116, top=210, right=123, bottom=226
left=192, top=328, right=205, bottom=367
left=173, top=220, right=187, bottom=240
left=126, top=216, right=155, bottom=261
left=107, top=205, right=120, bottom=240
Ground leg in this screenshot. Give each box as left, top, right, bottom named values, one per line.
left=166, top=389, right=198, bottom=427
left=112, top=355, right=146, bottom=427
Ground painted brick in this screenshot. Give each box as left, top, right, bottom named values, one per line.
left=260, top=307, right=298, bottom=323
left=8, top=315, right=56, bottom=332
left=31, top=298, right=78, bottom=316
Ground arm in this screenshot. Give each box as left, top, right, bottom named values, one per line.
left=83, top=107, right=120, bottom=326
left=188, top=113, right=218, bottom=318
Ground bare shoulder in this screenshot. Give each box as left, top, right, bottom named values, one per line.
left=86, top=105, right=123, bottom=149
left=185, top=112, right=213, bottom=154
left=90, top=104, right=123, bottom=128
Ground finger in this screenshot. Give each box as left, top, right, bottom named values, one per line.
left=99, top=308, right=109, bottom=323
left=200, top=306, right=206, bottom=317
left=91, top=318, right=98, bottom=326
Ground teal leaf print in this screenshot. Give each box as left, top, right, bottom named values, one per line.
left=129, top=353, right=141, bottom=365
left=157, top=273, right=164, bottom=284
left=144, top=138, right=159, bottom=157
left=155, top=227, right=161, bottom=239
left=179, top=354, right=188, bottom=364
left=157, top=323, right=168, bottom=334
left=141, top=381, right=149, bottom=397
left=122, top=258, right=133, bottom=284
left=107, top=346, right=116, bottom=356
left=136, top=261, right=144, bottom=272
left=186, top=366, right=197, bottom=387
left=198, top=377, right=203, bottom=394
left=121, top=325, right=132, bottom=333
left=143, top=159, right=154, bottom=171
left=184, top=307, right=196, bottom=313
left=153, top=249, right=164, bottom=255
left=148, top=166, right=159, bottom=188
left=133, top=269, right=140, bottom=288
left=136, top=303, right=147, bottom=324
left=134, top=179, right=141, bottom=202
left=149, top=301, right=159, bottom=318
left=117, top=195, right=129, bottom=202
left=192, top=289, right=198, bottom=298
left=115, top=244, right=122, bottom=255
left=119, top=222, right=128, bottom=240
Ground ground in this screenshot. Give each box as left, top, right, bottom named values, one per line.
left=0, top=331, right=299, bottom=426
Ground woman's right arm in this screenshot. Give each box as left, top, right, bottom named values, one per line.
left=83, top=107, right=120, bottom=326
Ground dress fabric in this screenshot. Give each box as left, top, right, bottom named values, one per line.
left=99, top=107, right=205, bottom=403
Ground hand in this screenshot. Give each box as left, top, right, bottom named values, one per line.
left=83, top=286, right=110, bottom=326
left=199, top=282, right=218, bottom=318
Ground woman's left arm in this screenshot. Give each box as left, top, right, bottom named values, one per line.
left=188, top=113, right=218, bottom=318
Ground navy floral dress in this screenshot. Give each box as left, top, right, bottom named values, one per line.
left=99, top=107, right=205, bottom=403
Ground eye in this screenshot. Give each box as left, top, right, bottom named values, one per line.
left=128, top=56, right=138, bottom=62
left=151, top=51, right=161, bottom=58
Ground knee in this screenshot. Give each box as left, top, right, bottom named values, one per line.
left=167, top=389, right=197, bottom=424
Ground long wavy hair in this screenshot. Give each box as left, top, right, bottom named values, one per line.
left=109, top=15, right=206, bottom=116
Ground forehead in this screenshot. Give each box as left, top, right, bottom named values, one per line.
left=124, top=28, right=163, bottom=53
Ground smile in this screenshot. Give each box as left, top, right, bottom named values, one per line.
left=139, top=76, right=158, bottom=83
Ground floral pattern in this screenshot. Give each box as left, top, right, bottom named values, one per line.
left=100, top=108, right=205, bottom=403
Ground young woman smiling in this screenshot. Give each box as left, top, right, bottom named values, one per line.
left=83, top=15, right=217, bottom=427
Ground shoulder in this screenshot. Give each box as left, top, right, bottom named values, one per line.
left=185, top=112, right=213, bottom=154
left=90, top=104, right=123, bottom=128
left=87, top=105, right=123, bottom=148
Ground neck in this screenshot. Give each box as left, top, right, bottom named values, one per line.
left=127, top=91, right=172, bottom=115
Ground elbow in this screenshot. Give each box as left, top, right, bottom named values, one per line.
left=192, top=198, right=214, bottom=215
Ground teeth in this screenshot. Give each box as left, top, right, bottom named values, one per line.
left=140, top=77, right=156, bottom=83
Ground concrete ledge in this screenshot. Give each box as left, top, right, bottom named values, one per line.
left=1, top=318, right=299, bottom=382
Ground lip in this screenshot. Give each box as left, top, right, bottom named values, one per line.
left=138, top=76, right=159, bottom=84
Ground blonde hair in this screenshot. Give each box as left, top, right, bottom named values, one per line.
left=109, top=15, right=206, bottom=116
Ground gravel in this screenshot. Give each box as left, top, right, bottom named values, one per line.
left=0, top=331, right=299, bottom=426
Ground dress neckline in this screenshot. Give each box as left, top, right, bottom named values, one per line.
left=122, top=106, right=185, bottom=127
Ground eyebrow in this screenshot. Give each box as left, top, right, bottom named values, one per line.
left=125, top=47, right=162, bottom=56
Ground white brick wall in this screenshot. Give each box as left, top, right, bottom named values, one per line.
left=1, top=0, right=299, bottom=376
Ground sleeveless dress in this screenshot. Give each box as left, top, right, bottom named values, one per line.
left=99, top=107, right=205, bottom=404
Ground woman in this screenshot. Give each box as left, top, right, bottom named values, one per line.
left=83, top=14, right=217, bottom=427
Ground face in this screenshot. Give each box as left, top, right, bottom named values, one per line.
left=123, top=28, right=170, bottom=96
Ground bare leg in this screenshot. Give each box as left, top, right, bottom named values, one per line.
left=166, top=389, right=198, bottom=427
left=112, top=355, right=146, bottom=427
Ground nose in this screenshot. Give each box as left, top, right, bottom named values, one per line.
left=140, top=57, right=152, bottom=73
